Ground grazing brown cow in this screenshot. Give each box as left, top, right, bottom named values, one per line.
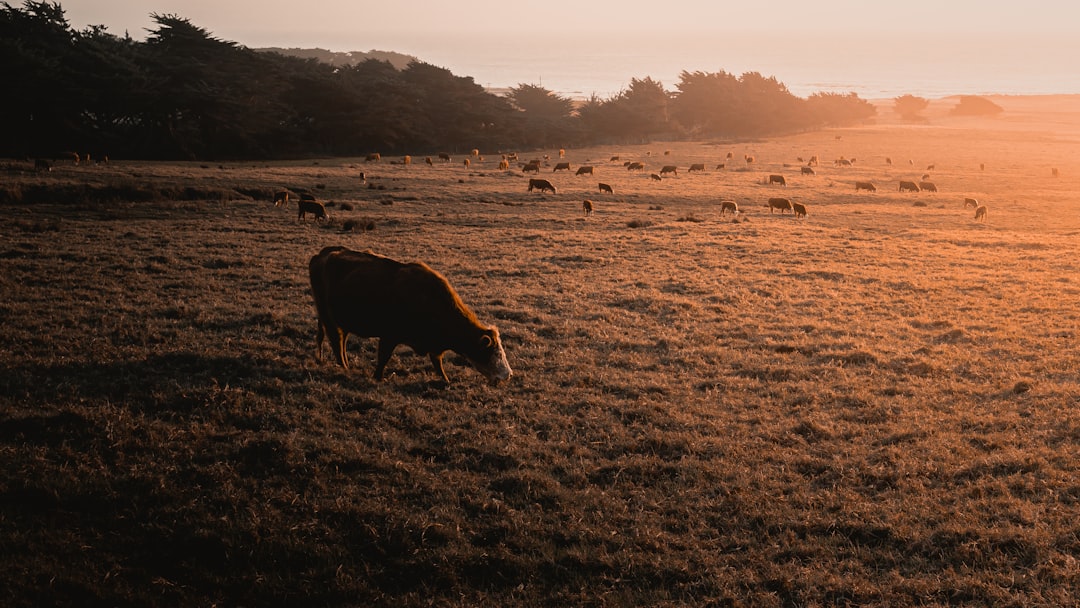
left=688, top=163, right=706, bottom=172
left=522, top=162, right=541, bottom=174
left=974, top=205, right=987, bottom=221
left=886, top=157, right=893, bottom=165
left=792, top=202, right=807, bottom=218
left=553, top=162, right=572, bottom=172
left=506, top=153, right=518, bottom=161
left=727, top=152, right=734, bottom=159
left=425, top=156, right=434, bottom=166
left=34, top=159, right=51, bottom=172
left=715, top=163, right=726, bottom=170
left=808, top=155, right=819, bottom=166
left=528, top=178, right=557, bottom=194
left=650, top=173, right=663, bottom=181
left=609, top=155, right=620, bottom=161
left=463, top=158, right=471, bottom=168
left=801, top=166, right=815, bottom=175
left=298, top=200, right=328, bottom=221
left=964, top=197, right=979, bottom=209
left=438, top=153, right=451, bottom=162
left=598, top=182, right=613, bottom=194
left=919, top=181, right=938, bottom=192
left=273, top=190, right=290, bottom=207
left=308, top=247, right=511, bottom=384
left=403, top=155, right=411, bottom=166
left=720, top=200, right=739, bottom=215
left=855, top=181, right=876, bottom=192
left=582, top=199, right=594, bottom=216
left=745, top=155, right=755, bottom=164
left=471, top=148, right=480, bottom=156
left=575, top=166, right=594, bottom=176
left=768, top=197, right=793, bottom=214
left=627, top=161, right=645, bottom=171
left=660, top=165, right=678, bottom=176
left=835, top=158, right=852, bottom=167
left=898, top=181, right=921, bottom=192
left=366, top=153, right=381, bottom=162
left=498, top=159, right=510, bottom=170
left=768, top=174, right=786, bottom=186
left=926, top=164, right=935, bottom=170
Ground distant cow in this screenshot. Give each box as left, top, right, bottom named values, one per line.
left=855, top=181, right=876, bottom=192
left=298, top=200, right=328, bottom=221
left=922, top=173, right=930, bottom=181
left=898, top=181, right=921, bottom=192
left=582, top=199, right=594, bottom=216
left=438, top=153, right=451, bottom=162
left=926, top=164, right=935, bottom=171
left=365, top=153, right=381, bottom=162
left=559, top=148, right=566, bottom=158
left=471, top=148, right=480, bottom=156
left=715, top=163, right=726, bottom=170
left=463, top=158, right=471, bottom=168
left=885, top=157, right=893, bottom=165
left=835, top=158, right=852, bottom=167
left=974, top=205, right=987, bottom=221
left=308, top=246, right=511, bottom=384
left=745, top=155, right=755, bottom=164
left=768, top=197, right=793, bottom=214
left=402, top=156, right=411, bottom=166
left=273, top=190, right=290, bottom=207
left=768, top=174, right=786, bottom=186
left=425, top=157, right=434, bottom=166
left=522, top=162, right=541, bottom=174
left=1052, top=167, right=1060, bottom=177
left=498, top=159, right=510, bottom=170
left=720, top=200, right=738, bottom=215
left=919, top=181, right=938, bottom=192
left=808, top=155, right=819, bottom=166
left=34, top=159, right=51, bottom=172
left=553, top=162, right=571, bottom=172
left=660, top=165, right=678, bottom=176
left=650, top=173, right=662, bottom=181
left=688, top=163, right=706, bottom=173
left=726, top=152, right=734, bottom=159
left=964, top=197, right=979, bottom=208
left=801, top=166, right=815, bottom=175
left=627, top=161, right=645, bottom=171
left=528, top=178, right=557, bottom=194
left=792, top=202, right=807, bottom=218
left=609, top=155, right=620, bottom=161
left=576, top=166, right=594, bottom=176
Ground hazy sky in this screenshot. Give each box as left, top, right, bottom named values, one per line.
left=60, top=0, right=1077, bottom=45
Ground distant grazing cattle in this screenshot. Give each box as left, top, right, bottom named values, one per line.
left=506, top=153, right=518, bottom=161
left=715, top=163, right=726, bottom=170
left=609, top=155, right=620, bottom=161
left=438, top=153, right=451, bottom=162
left=366, top=153, right=381, bottom=162
left=298, top=200, right=328, bottom=221
left=528, top=178, right=557, bottom=194
left=498, top=159, right=510, bottom=170
left=553, top=162, right=571, bottom=172
left=471, top=148, right=479, bottom=156
left=1052, top=167, right=1060, bottom=177
left=964, top=197, right=979, bottom=208
left=582, top=199, right=594, bottom=216
left=627, top=161, right=645, bottom=171
left=792, top=202, right=807, bottom=218
left=919, top=181, right=938, bottom=192
left=598, top=182, right=613, bottom=194
left=801, top=166, right=815, bottom=175
left=358, top=171, right=365, bottom=183
left=898, top=181, right=921, bottom=192
left=922, top=173, right=930, bottom=181
left=745, top=155, right=755, bottom=164
left=926, top=164, right=935, bottom=170
left=575, top=166, right=594, bottom=176
left=768, top=197, right=793, bottom=214
left=650, top=173, right=662, bottom=181
left=768, top=174, right=786, bottom=186
left=34, top=159, right=51, bottom=172
left=522, top=162, right=541, bottom=174
left=980, top=163, right=985, bottom=171
left=886, top=157, right=893, bottom=165
left=974, top=205, right=987, bottom=221
left=559, top=148, right=566, bottom=158
left=726, top=152, right=734, bottom=159
left=688, top=163, right=706, bottom=172
left=273, top=190, right=290, bottom=207
left=425, top=156, right=434, bottom=166
left=808, top=155, right=819, bottom=166
left=855, top=181, right=876, bottom=192
left=463, top=158, right=471, bottom=168
left=835, top=158, right=852, bottom=167
left=720, top=200, right=738, bottom=215
left=664, top=150, right=671, bottom=156
left=660, top=165, right=678, bottom=176
left=308, top=246, right=511, bottom=384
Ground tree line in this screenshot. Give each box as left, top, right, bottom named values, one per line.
left=2, top=1, right=878, bottom=161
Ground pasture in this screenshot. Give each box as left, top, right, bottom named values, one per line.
left=2, top=95, right=1079, bottom=606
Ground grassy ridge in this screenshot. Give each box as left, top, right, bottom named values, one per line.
left=2, top=114, right=1079, bottom=606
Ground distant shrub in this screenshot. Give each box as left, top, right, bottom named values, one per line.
left=913, top=201, right=927, bottom=207
left=339, top=202, right=354, bottom=211
left=950, top=95, right=1003, bottom=117
left=677, top=214, right=704, bottom=223
left=894, top=94, right=929, bottom=121
left=627, top=219, right=655, bottom=228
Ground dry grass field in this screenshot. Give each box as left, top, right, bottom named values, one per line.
left=2, top=96, right=1079, bottom=606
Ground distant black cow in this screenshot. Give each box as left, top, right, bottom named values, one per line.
left=528, top=178, right=557, bottom=194
left=575, top=166, right=594, bottom=176
left=553, top=162, right=572, bottom=172
left=660, top=165, right=678, bottom=176
left=598, top=182, right=613, bottom=194
left=298, top=200, right=328, bottom=221
left=768, top=197, right=793, bottom=214
left=801, top=166, right=815, bottom=175
left=688, top=163, right=706, bottom=172
left=919, top=181, right=938, bottom=192
left=855, top=181, right=876, bottom=192
left=898, top=181, right=921, bottom=192
left=768, top=174, right=787, bottom=186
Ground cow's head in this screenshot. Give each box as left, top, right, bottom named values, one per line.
left=470, top=328, right=512, bottom=385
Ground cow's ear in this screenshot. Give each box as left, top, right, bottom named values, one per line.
left=480, top=334, right=493, bottom=348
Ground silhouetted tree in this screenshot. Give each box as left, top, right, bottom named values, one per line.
left=894, top=94, right=930, bottom=121
left=506, top=83, right=575, bottom=147
left=950, top=95, right=1003, bottom=117
left=805, top=92, right=877, bottom=126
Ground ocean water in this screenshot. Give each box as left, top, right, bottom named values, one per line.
left=347, top=30, right=1079, bottom=100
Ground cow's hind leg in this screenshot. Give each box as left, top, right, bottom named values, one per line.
left=330, top=326, right=349, bottom=369
left=374, top=340, right=398, bottom=380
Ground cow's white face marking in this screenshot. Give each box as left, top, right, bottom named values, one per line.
left=475, top=334, right=512, bottom=385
